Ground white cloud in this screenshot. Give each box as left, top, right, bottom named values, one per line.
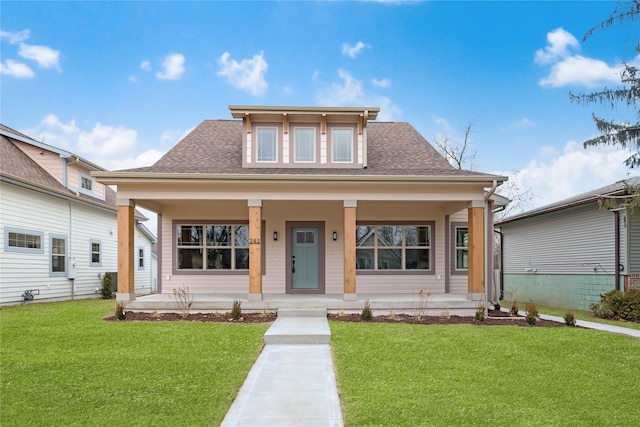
left=140, top=60, right=151, bottom=71
left=342, top=41, right=369, bottom=58
left=372, top=77, right=391, bottom=88
left=156, top=53, right=185, bottom=80
left=23, top=115, right=164, bottom=170
left=534, top=28, right=579, bottom=65
left=1, top=29, right=60, bottom=74
left=432, top=116, right=452, bottom=132
left=0, top=59, right=35, bottom=78
left=498, top=141, right=635, bottom=212
left=217, top=51, right=268, bottom=96
left=312, top=70, right=320, bottom=81
left=18, top=43, right=60, bottom=69
left=534, top=27, right=633, bottom=88
left=539, top=55, right=625, bottom=88
left=316, top=69, right=401, bottom=121
left=503, top=117, right=535, bottom=132
left=0, top=29, right=30, bottom=44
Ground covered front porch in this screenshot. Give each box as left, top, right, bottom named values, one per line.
left=123, top=292, right=480, bottom=316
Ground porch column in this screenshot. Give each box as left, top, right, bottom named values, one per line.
left=344, top=200, right=357, bottom=300
left=116, top=199, right=135, bottom=302
left=468, top=201, right=485, bottom=299
left=248, top=199, right=263, bottom=300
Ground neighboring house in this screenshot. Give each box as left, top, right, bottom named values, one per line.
left=94, top=105, right=507, bottom=304
left=0, top=125, right=156, bottom=304
left=496, top=178, right=640, bottom=310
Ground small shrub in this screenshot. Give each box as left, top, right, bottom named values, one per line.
left=564, top=310, right=577, bottom=326
left=509, top=300, right=519, bottom=316
left=100, top=272, right=114, bottom=299
left=441, top=309, right=451, bottom=320
left=115, top=302, right=126, bottom=320
left=413, top=288, right=432, bottom=319
left=231, top=299, right=242, bottom=321
left=171, top=285, right=193, bottom=318
left=525, top=301, right=539, bottom=325
left=361, top=299, right=373, bottom=322
left=591, top=289, right=640, bottom=323
left=475, top=302, right=485, bottom=321
left=493, top=302, right=501, bottom=311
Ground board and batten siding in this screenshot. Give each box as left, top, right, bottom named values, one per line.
left=501, top=204, right=616, bottom=275
left=627, top=214, right=640, bottom=274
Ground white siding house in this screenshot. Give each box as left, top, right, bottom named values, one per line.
left=496, top=178, right=640, bottom=310
left=0, top=125, right=156, bottom=305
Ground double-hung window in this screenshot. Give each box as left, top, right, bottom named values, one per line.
left=50, top=235, right=67, bottom=275
left=138, top=248, right=145, bottom=269
left=90, top=240, right=102, bottom=266
left=331, top=128, right=353, bottom=163
left=257, top=127, right=277, bottom=162
left=176, top=224, right=249, bottom=271
left=355, top=224, right=432, bottom=271
left=454, top=226, right=469, bottom=271
left=294, top=128, right=315, bottom=162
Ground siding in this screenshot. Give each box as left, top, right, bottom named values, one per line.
left=1, top=182, right=152, bottom=304
left=501, top=204, right=616, bottom=275
left=628, top=214, right=640, bottom=274
left=15, top=143, right=64, bottom=184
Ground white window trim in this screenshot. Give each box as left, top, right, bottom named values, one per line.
left=331, top=128, right=354, bottom=163
left=78, top=172, right=95, bottom=195
left=256, top=127, right=279, bottom=163
left=293, top=127, right=316, bottom=163
left=138, top=246, right=145, bottom=270
left=453, top=224, right=469, bottom=273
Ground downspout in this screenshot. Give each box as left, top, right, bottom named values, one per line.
left=494, top=229, right=504, bottom=300
left=484, top=179, right=497, bottom=201
left=614, top=210, right=621, bottom=291
left=363, top=110, right=368, bottom=169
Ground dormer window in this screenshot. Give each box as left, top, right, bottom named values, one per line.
left=81, top=175, right=93, bottom=191
left=331, top=128, right=353, bottom=163
left=257, top=127, right=278, bottom=162
left=294, top=128, right=316, bottom=163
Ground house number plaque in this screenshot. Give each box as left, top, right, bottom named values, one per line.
left=249, top=238, right=261, bottom=245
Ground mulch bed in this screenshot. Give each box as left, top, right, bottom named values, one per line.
left=105, top=309, right=566, bottom=327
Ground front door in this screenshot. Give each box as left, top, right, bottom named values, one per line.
left=287, top=222, right=325, bottom=294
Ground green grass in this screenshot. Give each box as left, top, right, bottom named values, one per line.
left=1, top=299, right=269, bottom=427
left=531, top=304, right=640, bottom=331
left=331, top=322, right=640, bottom=426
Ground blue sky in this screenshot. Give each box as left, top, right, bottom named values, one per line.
left=2, top=0, right=639, bottom=221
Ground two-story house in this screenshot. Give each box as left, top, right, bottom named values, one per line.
left=0, top=124, right=156, bottom=304
left=94, top=105, right=506, bottom=309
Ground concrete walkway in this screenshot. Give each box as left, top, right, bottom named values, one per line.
left=221, top=309, right=344, bottom=427
left=507, top=309, right=640, bottom=338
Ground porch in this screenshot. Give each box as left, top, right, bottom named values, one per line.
left=122, top=292, right=480, bottom=316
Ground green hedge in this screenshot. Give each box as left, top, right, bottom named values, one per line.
left=591, top=289, right=640, bottom=323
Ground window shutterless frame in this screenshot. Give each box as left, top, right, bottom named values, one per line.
left=293, top=127, right=316, bottom=163
left=330, top=128, right=354, bottom=163
left=256, top=127, right=278, bottom=162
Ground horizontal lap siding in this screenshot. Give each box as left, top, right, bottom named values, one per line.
left=502, top=204, right=615, bottom=275
left=1, top=183, right=119, bottom=304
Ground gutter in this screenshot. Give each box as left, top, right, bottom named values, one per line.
left=484, top=180, right=498, bottom=201
left=92, top=171, right=508, bottom=185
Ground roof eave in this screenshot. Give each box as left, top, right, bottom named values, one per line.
left=228, top=105, right=380, bottom=120
left=93, top=171, right=507, bottom=186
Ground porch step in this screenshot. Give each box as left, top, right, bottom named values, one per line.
left=277, top=308, right=327, bottom=318
left=264, top=316, right=331, bottom=345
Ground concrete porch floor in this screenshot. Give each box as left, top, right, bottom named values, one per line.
left=122, top=293, right=480, bottom=316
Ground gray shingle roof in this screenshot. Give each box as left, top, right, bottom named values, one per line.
left=497, top=176, right=640, bottom=225
left=0, top=125, right=138, bottom=216
left=121, top=120, right=497, bottom=178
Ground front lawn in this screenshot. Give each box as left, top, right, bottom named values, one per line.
left=531, top=304, right=640, bottom=331
left=0, top=299, right=269, bottom=426
left=331, top=322, right=640, bottom=426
